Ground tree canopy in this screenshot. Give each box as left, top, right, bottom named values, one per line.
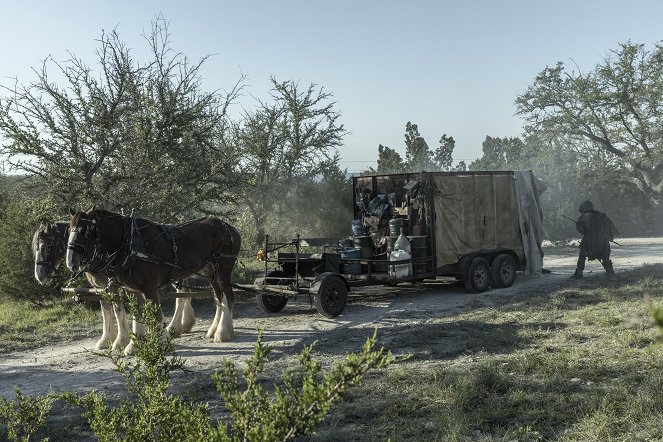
left=516, top=41, right=663, bottom=206
left=0, top=18, right=243, bottom=221
left=231, top=78, right=347, bottom=246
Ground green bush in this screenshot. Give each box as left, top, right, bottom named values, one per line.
left=0, top=191, right=64, bottom=302
left=0, top=387, right=53, bottom=442
left=46, top=295, right=393, bottom=441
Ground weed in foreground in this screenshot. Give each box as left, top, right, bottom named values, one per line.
left=0, top=387, right=53, bottom=442
left=2, top=293, right=392, bottom=441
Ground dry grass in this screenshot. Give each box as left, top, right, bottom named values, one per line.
left=311, top=265, right=663, bottom=441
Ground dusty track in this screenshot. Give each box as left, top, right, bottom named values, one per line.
left=2, top=239, right=663, bottom=400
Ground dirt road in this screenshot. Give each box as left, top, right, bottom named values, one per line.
left=2, top=239, right=662, bottom=400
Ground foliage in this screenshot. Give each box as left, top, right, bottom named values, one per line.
left=366, top=122, right=465, bottom=175
left=54, top=293, right=391, bottom=441
left=0, top=17, right=243, bottom=221
left=0, top=186, right=63, bottom=302
left=516, top=41, right=663, bottom=206
left=0, top=388, right=53, bottom=442
left=61, top=297, right=218, bottom=441
left=232, top=78, right=347, bottom=247
left=214, top=329, right=392, bottom=441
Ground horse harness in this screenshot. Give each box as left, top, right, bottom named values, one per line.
left=70, top=213, right=237, bottom=283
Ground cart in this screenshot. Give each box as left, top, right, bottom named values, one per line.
left=253, top=170, right=545, bottom=318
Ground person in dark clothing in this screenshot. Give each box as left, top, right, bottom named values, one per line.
left=572, top=200, right=618, bottom=279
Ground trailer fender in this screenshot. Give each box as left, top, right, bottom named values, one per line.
left=310, top=272, right=350, bottom=292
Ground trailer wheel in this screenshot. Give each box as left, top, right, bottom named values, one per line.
left=255, top=271, right=288, bottom=313
left=490, top=254, right=517, bottom=288
left=464, top=257, right=490, bottom=293
left=311, top=275, right=347, bottom=318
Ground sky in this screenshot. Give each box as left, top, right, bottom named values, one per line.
left=1, top=0, right=662, bottom=173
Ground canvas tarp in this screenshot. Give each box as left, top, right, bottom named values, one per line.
left=432, top=171, right=544, bottom=274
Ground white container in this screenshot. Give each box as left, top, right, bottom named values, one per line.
left=389, top=250, right=412, bottom=278
left=393, top=230, right=411, bottom=253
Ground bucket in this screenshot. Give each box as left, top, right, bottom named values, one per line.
left=341, top=248, right=361, bottom=274
left=408, top=235, right=427, bottom=274
left=353, top=235, right=373, bottom=259
left=389, top=218, right=406, bottom=237
left=389, top=250, right=411, bottom=278
left=351, top=219, right=365, bottom=236
left=339, top=238, right=353, bottom=249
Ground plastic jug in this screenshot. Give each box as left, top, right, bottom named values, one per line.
left=389, top=250, right=411, bottom=278
left=393, top=229, right=411, bottom=253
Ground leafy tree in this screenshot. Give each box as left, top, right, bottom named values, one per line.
left=365, top=123, right=463, bottom=175
left=376, top=144, right=405, bottom=174
left=0, top=185, right=63, bottom=301
left=434, top=133, right=466, bottom=171
left=0, top=17, right=243, bottom=221
left=516, top=41, right=663, bottom=206
left=404, top=122, right=434, bottom=172
left=469, top=136, right=530, bottom=171
left=233, top=78, right=346, bottom=247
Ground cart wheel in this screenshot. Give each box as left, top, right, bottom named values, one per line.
left=255, top=270, right=289, bottom=313
left=311, top=275, right=347, bottom=318
left=464, top=257, right=490, bottom=293
left=256, top=293, right=288, bottom=313
left=490, top=254, right=517, bottom=288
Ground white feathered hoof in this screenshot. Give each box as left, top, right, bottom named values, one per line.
left=123, top=341, right=135, bottom=356
left=95, top=336, right=113, bottom=351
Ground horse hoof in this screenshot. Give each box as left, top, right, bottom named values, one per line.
left=181, top=320, right=195, bottom=334
left=168, top=326, right=182, bottom=337
left=95, top=339, right=111, bottom=351
left=123, top=343, right=135, bottom=356
left=214, top=330, right=234, bottom=343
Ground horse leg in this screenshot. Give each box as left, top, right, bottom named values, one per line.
left=95, top=300, right=116, bottom=350
left=123, top=293, right=146, bottom=356
left=124, top=292, right=168, bottom=356
left=167, top=291, right=196, bottom=336
left=206, top=269, right=235, bottom=342
left=180, top=297, right=196, bottom=333
left=167, top=296, right=186, bottom=337
left=111, top=301, right=131, bottom=352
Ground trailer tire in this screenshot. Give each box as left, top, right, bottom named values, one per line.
left=311, top=275, right=347, bottom=318
left=255, top=271, right=288, bottom=313
left=490, top=254, right=517, bottom=288
left=464, top=257, right=491, bottom=293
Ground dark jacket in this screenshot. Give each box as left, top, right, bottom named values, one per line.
left=576, top=210, right=617, bottom=260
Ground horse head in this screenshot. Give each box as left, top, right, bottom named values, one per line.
left=66, top=207, right=100, bottom=273
left=33, top=220, right=68, bottom=285
left=66, top=206, right=126, bottom=273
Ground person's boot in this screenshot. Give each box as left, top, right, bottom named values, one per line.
left=571, top=268, right=583, bottom=279
left=604, top=260, right=616, bottom=280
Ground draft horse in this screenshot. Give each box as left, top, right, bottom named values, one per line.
left=65, top=208, right=241, bottom=354
left=33, top=221, right=197, bottom=351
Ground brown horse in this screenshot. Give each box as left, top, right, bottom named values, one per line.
left=33, top=221, right=197, bottom=351
left=65, top=208, right=241, bottom=354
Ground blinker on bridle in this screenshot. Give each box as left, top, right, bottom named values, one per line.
left=67, top=216, right=98, bottom=254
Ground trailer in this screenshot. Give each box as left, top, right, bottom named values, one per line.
left=254, top=170, right=546, bottom=318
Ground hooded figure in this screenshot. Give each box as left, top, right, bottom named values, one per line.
left=572, top=200, right=618, bottom=279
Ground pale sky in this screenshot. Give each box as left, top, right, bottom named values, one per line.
left=1, top=1, right=662, bottom=173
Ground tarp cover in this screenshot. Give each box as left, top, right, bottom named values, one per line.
left=432, top=171, right=544, bottom=274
